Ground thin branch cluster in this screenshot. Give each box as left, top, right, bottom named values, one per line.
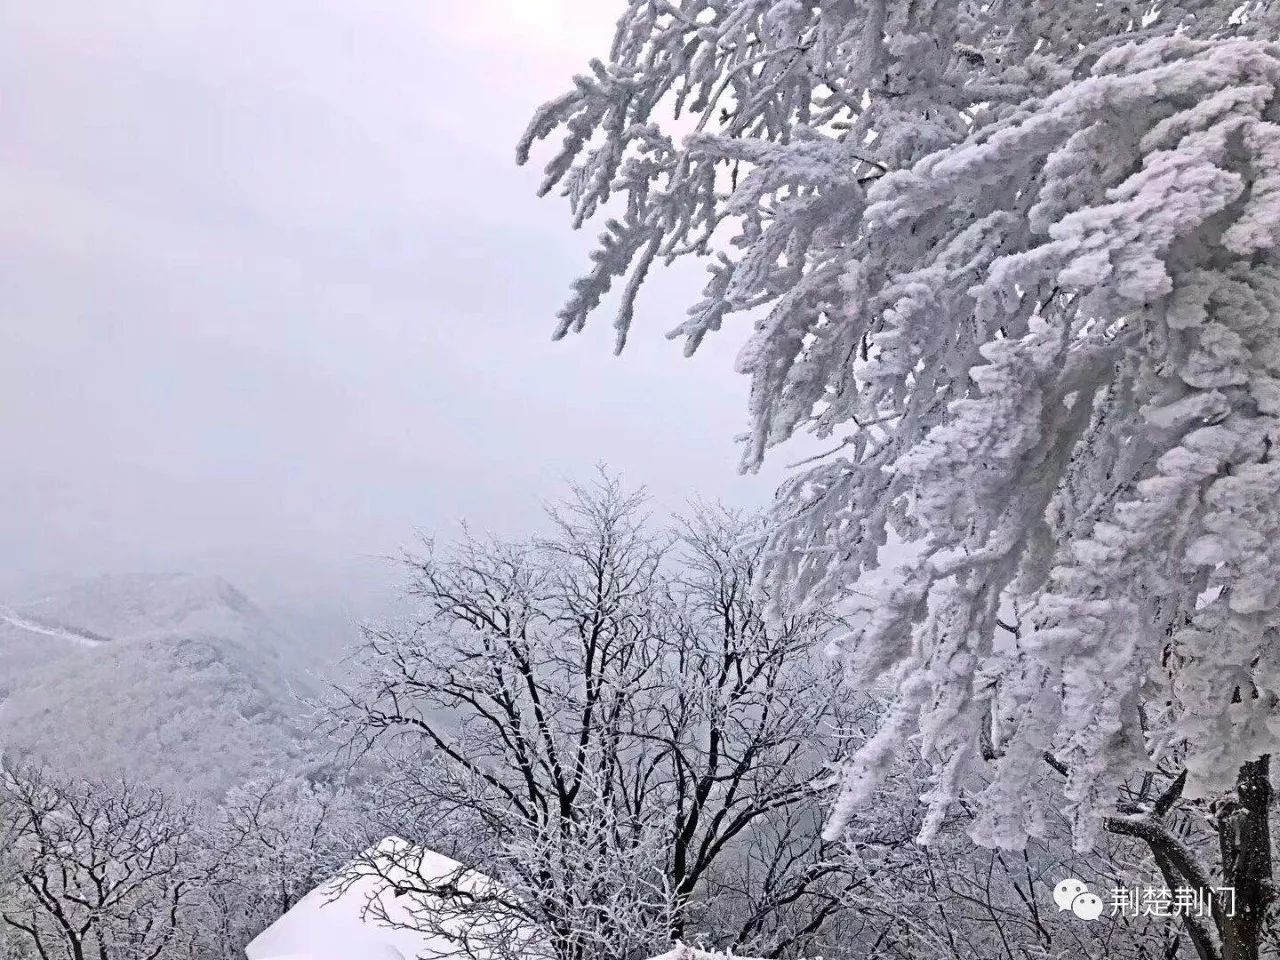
left=336, top=478, right=858, bottom=960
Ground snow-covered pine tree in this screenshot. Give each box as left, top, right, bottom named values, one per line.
left=519, top=0, right=1280, bottom=867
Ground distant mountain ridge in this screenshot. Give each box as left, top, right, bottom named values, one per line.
left=5, top=572, right=279, bottom=643
left=0, top=573, right=331, bottom=798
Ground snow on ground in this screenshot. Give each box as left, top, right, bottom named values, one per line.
left=245, top=838, right=527, bottom=960
left=0, top=606, right=105, bottom=647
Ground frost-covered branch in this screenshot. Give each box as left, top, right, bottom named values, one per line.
left=522, top=0, right=1280, bottom=863
left=333, top=476, right=859, bottom=960
left=0, top=759, right=208, bottom=960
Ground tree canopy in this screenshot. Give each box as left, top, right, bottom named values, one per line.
left=519, top=0, right=1280, bottom=852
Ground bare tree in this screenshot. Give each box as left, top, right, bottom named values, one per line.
left=334, top=475, right=860, bottom=960
left=0, top=759, right=207, bottom=960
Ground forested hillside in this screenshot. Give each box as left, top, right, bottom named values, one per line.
left=0, top=574, right=327, bottom=798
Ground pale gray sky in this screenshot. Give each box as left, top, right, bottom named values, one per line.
left=0, top=1, right=787, bottom=614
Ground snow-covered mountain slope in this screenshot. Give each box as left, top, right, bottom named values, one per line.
left=0, top=574, right=331, bottom=798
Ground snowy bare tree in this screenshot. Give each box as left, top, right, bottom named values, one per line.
left=335, top=477, right=860, bottom=960
left=521, top=5, right=1280, bottom=955
left=0, top=760, right=208, bottom=960
left=193, top=776, right=356, bottom=960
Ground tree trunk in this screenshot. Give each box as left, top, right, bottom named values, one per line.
left=1218, top=756, right=1272, bottom=960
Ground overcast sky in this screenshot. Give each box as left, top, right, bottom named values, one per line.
left=1, top=1, right=790, bottom=616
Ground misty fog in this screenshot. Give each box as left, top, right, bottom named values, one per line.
left=1, top=0, right=787, bottom=626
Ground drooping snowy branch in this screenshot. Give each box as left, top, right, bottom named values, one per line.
left=521, top=1, right=1280, bottom=849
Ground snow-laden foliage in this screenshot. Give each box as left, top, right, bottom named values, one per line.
left=520, top=1, right=1280, bottom=849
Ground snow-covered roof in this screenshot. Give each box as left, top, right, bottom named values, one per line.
left=245, top=837, right=521, bottom=960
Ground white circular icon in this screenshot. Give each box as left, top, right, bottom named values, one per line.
left=1072, top=892, right=1104, bottom=921
left=1053, top=878, right=1087, bottom=911
left=1053, top=878, right=1102, bottom=921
